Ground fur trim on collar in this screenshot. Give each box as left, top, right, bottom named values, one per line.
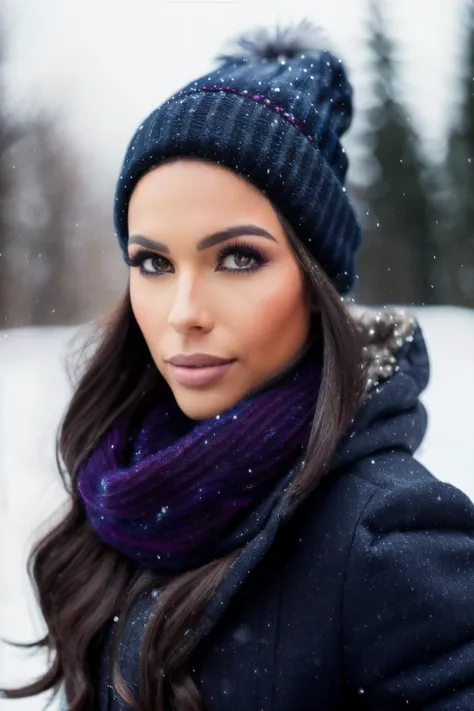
left=350, top=305, right=418, bottom=392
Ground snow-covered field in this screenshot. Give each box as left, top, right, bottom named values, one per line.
left=1, top=306, right=473, bottom=711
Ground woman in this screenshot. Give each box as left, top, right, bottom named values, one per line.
left=4, top=21, right=474, bottom=711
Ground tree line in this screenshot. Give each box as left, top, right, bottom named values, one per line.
left=355, top=0, right=474, bottom=308
left=1, top=4, right=473, bottom=328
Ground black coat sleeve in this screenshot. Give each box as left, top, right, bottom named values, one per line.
left=342, top=471, right=474, bottom=710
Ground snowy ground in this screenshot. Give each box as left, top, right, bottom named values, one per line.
left=1, top=306, right=473, bottom=711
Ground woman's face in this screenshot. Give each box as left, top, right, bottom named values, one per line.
left=128, top=159, right=311, bottom=420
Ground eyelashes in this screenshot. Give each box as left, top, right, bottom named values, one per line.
left=216, top=242, right=269, bottom=273
left=125, top=251, right=171, bottom=274
left=125, top=240, right=270, bottom=277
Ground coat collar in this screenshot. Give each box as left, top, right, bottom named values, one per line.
left=350, top=305, right=420, bottom=393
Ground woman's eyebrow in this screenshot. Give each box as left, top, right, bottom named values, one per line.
left=128, top=225, right=277, bottom=254
left=197, top=225, right=277, bottom=251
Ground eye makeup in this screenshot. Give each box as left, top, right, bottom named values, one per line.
left=125, top=239, right=270, bottom=277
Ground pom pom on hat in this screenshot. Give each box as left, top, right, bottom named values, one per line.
left=114, top=20, right=361, bottom=294
left=215, top=19, right=328, bottom=65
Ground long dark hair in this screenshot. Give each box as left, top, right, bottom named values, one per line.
left=1, top=215, right=366, bottom=711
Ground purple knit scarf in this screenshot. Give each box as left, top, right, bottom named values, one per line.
left=77, top=346, right=321, bottom=572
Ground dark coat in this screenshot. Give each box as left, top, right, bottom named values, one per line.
left=93, top=310, right=474, bottom=710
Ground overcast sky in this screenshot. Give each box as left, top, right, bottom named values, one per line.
left=2, top=0, right=470, bottom=189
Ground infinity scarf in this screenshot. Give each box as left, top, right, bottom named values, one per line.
left=77, top=345, right=321, bottom=572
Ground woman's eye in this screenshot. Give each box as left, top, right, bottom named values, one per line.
left=217, top=245, right=266, bottom=272
left=141, top=256, right=172, bottom=274
left=127, top=244, right=266, bottom=276
left=220, top=252, right=256, bottom=271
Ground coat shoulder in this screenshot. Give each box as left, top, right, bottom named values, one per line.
left=342, top=449, right=474, bottom=536
left=290, top=449, right=474, bottom=583
left=338, top=451, right=474, bottom=707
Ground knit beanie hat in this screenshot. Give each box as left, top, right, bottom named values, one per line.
left=114, top=21, right=361, bottom=293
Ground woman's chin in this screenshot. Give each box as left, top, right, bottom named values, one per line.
left=171, top=385, right=242, bottom=421
left=175, top=398, right=229, bottom=421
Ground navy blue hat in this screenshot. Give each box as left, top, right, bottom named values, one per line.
left=114, top=21, right=361, bottom=293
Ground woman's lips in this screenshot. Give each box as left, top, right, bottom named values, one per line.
left=169, top=361, right=235, bottom=388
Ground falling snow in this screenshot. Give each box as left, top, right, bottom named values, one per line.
left=1, top=306, right=473, bottom=709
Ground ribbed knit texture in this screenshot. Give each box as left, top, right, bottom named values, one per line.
left=114, top=28, right=361, bottom=293
left=77, top=345, right=321, bottom=572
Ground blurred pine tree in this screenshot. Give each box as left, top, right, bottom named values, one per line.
left=442, top=2, right=474, bottom=307
left=356, top=0, right=436, bottom=306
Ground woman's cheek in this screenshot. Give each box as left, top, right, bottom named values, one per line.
left=131, top=286, right=163, bottom=347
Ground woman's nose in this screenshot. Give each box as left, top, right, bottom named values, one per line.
left=167, top=278, right=214, bottom=334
